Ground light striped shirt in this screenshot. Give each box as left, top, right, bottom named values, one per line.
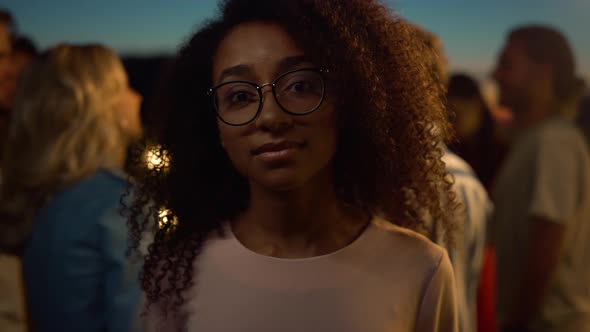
left=442, top=150, right=493, bottom=332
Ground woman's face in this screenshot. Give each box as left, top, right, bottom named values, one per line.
left=449, top=96, right=483, bottom=139
left=115, top=73, right=143, bottom=143
left=212, top=22, right=338, bottom=191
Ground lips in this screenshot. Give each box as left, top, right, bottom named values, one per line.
left=251, top=141, right=302, bottom=164
left=252, top=141, right=301, bottom=155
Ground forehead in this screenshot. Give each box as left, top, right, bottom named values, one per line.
left=212, top=22, right=304, bottom=79
left=500, top=38, right=529, bottom=62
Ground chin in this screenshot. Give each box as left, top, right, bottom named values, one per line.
left=126, top=128, right=144, bottom=144
left=253, top=168, right=309, bottom=192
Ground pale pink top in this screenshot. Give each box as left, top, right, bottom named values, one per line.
left=143, top=217, right=458, bottom=332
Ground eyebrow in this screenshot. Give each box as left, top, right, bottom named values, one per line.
left=216, top=55, right=312, bottom=83
left=276, top=55, right=311, bottom=73
left=217, top=64, right=255, bottom=83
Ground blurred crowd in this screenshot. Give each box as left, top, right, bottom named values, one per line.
left=1, top=2, right=589, bottom=332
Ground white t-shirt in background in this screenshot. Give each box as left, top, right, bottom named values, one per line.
left=493, top=117, right=590, bottom=332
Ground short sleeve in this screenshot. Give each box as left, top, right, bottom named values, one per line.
left=415, top=251, right=459, bottom=332
left=529, top=130, right=586, bottom=224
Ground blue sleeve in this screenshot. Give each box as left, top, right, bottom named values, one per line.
left=98, top=206, right=142, bottom=332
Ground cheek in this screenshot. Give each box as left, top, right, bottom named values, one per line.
left=217, top=122, right=251, bottom=169
left=512, top=60, right=533, bottom=85
left=124, top=103, right=141, bottom=129
left=129, top=101, right=142, bottom=123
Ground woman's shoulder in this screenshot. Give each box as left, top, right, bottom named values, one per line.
left=75, top=168, right=129, bottom=194
left=51, top=168, right=128, bottom=207
left=36, top=169, right=130, bottom=231
left=368, top=217, right=448, bottom=272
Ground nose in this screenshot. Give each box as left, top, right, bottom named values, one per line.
left=254, top=84, right=293, bottom=132
left=134, top=88, right=143, bottom=103
left=128, top=87, right=143, bottom=107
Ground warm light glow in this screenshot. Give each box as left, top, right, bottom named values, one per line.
left=158, top=208, right=178, bottom=229
left=144, top=145, right=170, bottom=171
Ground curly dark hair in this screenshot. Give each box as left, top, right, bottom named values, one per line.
left=126, top=0, right=456, bottom=313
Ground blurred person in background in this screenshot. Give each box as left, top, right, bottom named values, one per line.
left=492, top=25, right=590, bottom=332
left=0, top=8, right=27, bottom=332
left=574, top=80, right=589, bottom=146
left=447, top=73, right=507, bottom=190
left=415, top=25, right=494, bottom=332
left=577, top=94, right=590, bottom=145
left=0, top=9, right=16, bottom=141
left=0, top=44, right=144, bottom=332
left=12, top=36, right=37, bottom=79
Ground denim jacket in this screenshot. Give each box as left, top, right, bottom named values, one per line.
left=23, top=169, right=141, bottom=332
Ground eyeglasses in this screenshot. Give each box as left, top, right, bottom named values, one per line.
left=207, top=68, right=328, bottom=126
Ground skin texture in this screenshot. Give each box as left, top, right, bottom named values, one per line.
left=212, top=22, right=365, bottom=258
left=113, top=74, right=143, bottom=168
left=12, top=51, right=34, bottom=83
left=213, top=23, right=337, bottom=193
left=493, top=38, right=553, bottom=129
left=116, top=76, right=143, bottom=143
left=449, top=97, right=484, bottom=139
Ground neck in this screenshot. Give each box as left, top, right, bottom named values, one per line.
left=512, top=95, right=558, bottom=130
left=233, top=167, right=367, bottom=258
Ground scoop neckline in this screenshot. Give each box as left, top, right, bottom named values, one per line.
left=225, top=218, right=375, bottom=263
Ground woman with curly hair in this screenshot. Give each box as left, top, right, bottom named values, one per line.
left=0, top=44, right=143, bottom=331
left=128, top=0, right=458, bottom=330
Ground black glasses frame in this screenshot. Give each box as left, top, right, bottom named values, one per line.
left=207, top=67, right=329, bottom=126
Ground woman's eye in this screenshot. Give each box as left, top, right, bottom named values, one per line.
left=288, top=81, right=311, bottom=93
left=228, top=91, right=257, bottom=104
left=231, top=92, right=251, bottom=102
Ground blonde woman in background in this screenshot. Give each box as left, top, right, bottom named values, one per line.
left=0, top=44, right=143, bottom=332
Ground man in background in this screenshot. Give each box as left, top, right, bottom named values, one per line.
left=493, top=25, right=590, bottom=332
left=0, top=9, right=27, bottom=332
left=11, top=36, right=37, bottom=80
left=0, top=9, right=16, bottom=138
